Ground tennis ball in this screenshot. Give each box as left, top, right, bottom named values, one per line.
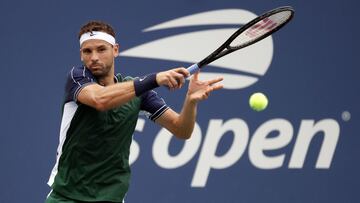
left=249, top=92, right=268, bottom=111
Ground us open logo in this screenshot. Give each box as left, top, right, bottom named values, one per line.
left=120, top=9, right=273, bottom=89
left=120, top=9, right=340, bottom=188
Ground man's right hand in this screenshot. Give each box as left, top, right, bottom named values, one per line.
left=156, top=67, right=190, bottom=90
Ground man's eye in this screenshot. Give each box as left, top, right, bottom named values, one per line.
left=82, top=49, right=91, bottom=54
left=98, top=48, right=107, bottom=52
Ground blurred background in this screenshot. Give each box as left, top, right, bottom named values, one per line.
left=0, top=0, right=359, bottom=202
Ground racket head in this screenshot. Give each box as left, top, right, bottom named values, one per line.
left=228, top=6, right=294, bottom=49
left=196, top=6, right=294, bottom=68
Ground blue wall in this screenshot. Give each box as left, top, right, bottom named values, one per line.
left=0, top=0, right=359, bottom=202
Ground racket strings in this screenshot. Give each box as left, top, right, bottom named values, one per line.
left=230, top=10, right=292, bottom=48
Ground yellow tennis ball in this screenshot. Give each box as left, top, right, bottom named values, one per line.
left=249, top=92, right=268, bottom=111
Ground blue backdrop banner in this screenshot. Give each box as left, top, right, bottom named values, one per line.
left=0, top=0, right=359, bottom=202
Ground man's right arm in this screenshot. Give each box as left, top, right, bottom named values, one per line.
left=77, top=81, right=136, bottom=111
left=77, top=67, right=190, bottom=111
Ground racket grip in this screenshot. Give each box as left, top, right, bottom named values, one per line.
left=187, top=64, right=199, bottom=75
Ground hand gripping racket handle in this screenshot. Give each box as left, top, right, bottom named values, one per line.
left=187, top=64, right=200, bottom=75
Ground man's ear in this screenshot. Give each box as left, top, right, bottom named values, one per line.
left=80, top=49, right=83, bottom=61
left=114, top=43, right=120, bottom=57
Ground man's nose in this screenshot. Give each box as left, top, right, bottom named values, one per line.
left=91, top=52, right=99, bottom=61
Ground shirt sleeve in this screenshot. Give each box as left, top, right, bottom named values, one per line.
left=64, top=66, right=96, bottom=103
left=140, top=90, right=169, bottom=121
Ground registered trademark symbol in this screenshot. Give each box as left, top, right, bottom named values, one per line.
left=341, top=111, right=351, bottom=122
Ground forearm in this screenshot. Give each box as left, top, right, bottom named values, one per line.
left=80, top=73, right=161, bottom=111
left=94, top=81, right=136, bottom=110
left=173, top=95, right=198, bottom=139
left=83, top=81, right=136, bottom=111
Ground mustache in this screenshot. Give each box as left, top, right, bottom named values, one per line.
left=89, top=63, right=103, bottom=68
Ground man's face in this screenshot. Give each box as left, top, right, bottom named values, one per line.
left=80, top=39, right=119, bottom=77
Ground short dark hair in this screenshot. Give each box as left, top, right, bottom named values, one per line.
left=78, top=21, right=116, bottom=39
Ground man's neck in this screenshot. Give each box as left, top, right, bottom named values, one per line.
left=97, top=67, right=116, bottom=86
left=97, top=74, right=116, bottom=86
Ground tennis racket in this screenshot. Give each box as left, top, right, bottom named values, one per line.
left=187, top=6, right=295, bottom=74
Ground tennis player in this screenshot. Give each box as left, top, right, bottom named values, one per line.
left=45, top=21, right=223, bottom=203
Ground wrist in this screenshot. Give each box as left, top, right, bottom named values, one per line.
left=133, top=73, right=159, bottom=96
left=186, top=93, right=198, bottom=105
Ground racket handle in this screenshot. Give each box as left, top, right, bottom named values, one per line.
left=187, top=64, right=200, bottom=75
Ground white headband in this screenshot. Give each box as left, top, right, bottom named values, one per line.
left=79, top=31, right=116, bottom=46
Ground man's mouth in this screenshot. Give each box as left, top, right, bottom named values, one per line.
left=90, top=64, right=102, bottom=69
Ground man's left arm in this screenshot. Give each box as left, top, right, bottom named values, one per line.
left=156, top=72, right=223, bottom=139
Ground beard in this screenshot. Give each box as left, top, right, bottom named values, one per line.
left=88, top=62, right=112, bottom=78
